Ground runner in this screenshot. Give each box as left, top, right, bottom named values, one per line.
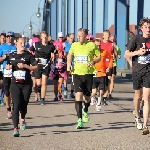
left=6, top=37, right=37, bottom=137
left=100, top=30, right=117, bottom=105
left=50, top=41, right=67, bottom=101
left=67, top=28, right=101, bottom=129
left=0, top=31, right=16, bottom=118
left=34, top=31, right=55, bottom=105
left=91, top=39, right=113, bottom=110
left=64, top=33, right=75, bottom=98
left=108, top=35, right=121, bottom=98
left=125, top=17, right=150, bottom=135
left=29, top=37, right=41, bottom=102
left=0, top=33, right=6, bottom=105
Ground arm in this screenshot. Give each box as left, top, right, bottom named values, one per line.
left=107, top=52, right=113, bottom=70
left=67, top=53, right=73, bottom=71
left=116, top=45, right=121, bottom=59
left=25, top=64, right=37, bottom=71
left=124, top=55, right=132, bottom=67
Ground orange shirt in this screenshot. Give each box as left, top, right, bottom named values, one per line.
left=94, top=49, right=113, bottom=77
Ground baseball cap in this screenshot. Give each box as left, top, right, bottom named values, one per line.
left=58, top=32, right=64, bottom=38
left=6, top=31, right=15, bottom=37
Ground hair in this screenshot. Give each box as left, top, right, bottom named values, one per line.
left=95, top=39, right=100, bottom=42
left=69, top=33, right=74, bottom=37
left=0, top=33, right=6, bottom=37
left=103, top=30, right=110, bottom=35
left=78, top=28, right=88, bottom=35
left=139, top=17, right=150, bottom=30
left=40, top=31, right=48, bottom=37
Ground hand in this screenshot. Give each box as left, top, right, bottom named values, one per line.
left=67, top=65, right=72, bottom=72
left=17, top=63, right=27, bottom=69
left=138, top=48, right=146, bottom=55
left=6, top=64, right=12, bottom=70
left=129, top=61, right=132, bottom=68
left=87, top=61, right=94, bottom=67
left=106, top=68, right=109, bottom=73
left=117, top=55, right=121, bottom=59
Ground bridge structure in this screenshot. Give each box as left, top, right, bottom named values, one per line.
left=42, top=0, right=144, bottom=69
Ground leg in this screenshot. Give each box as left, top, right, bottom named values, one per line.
left=3, top=77, right=12, bottom=118
left=73, top=75, right=84, bottom=129
left=32, top=76, right=38, bottom=101
left=53, top=79, right=58, bottom=101
left=58, top=77, right=64, bottom=101
left=40, top=74, right=48, bottom=104
left=11, top=83, right=21, bottom=136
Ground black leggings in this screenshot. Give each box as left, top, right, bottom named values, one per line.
left=3, top=77, right=11, bottom=97
left=11, top=82, right=32, bottom=128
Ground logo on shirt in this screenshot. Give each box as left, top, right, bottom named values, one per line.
left=10, top=58, right=15, bottom=60
left=38, top=48, right=41, bottom=51
left=142, top=43, right=150, bottom=52
left=21, top=58, right=25, bottom=61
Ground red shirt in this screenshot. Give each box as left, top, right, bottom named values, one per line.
left=100, top=40, right=114, bottom=68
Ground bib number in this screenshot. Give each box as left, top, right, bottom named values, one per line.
left=4, top=69, right=12, bottom=77
left=76, top=56, right=88, bottom=63
left=138, top=55, right=150, bottom=64
left=13, top=70, right=26, bottom=80
left=38, top=58, right=47, bottom=65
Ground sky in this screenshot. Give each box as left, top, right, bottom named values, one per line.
left=0, top=0, right=150, bottom=37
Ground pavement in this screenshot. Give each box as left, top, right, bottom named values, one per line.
left=0, top=76, right=150, bottom=150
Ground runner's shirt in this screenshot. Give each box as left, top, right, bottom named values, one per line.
left=69, top=41, right=100, bottom=75
left=8, top=51, right=37, bottom=84
left=100, top=40, right=114, bottom=68
left=0, top=43, right=16, bottom=74
left=126, top=34, right=150, bottom=73
left=94, top=49, right=113, bottom=77
left=34, top=42, right=55, bottom=66
left=64, top=41, right=71, bottom=54
left=113, top=45, right=121, bottom=67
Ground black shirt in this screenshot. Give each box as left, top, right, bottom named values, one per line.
left=8, top=51, right=37, bottom=84
left=126, top=34, right=150, bottom=73
left=35, top=42, right=55, bottom=61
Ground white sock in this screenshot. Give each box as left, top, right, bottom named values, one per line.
left=97, top=96, right=102, bottom=106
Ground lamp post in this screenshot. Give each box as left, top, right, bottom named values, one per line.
left=28, top=22, right=38, bottom=38
left=36, top=0, right=54, bottom=34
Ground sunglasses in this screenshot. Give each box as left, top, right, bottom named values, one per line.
left=6, top=35, right=14, bottom=38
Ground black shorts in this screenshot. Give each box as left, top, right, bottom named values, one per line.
left=0, top=71, right=3, bottom=80
left=53, top=74, right=63, bottom=80
left=92, top=76, right=108, bottom=91
left=3, top=77, right=11, bottom=93
left=34, top=65, right=50, bottom=79
left=73, top=74, right=93, bottom=96
left=107, top=66, right=117, bottom=76
left=132, top=72, right=150, bottom=90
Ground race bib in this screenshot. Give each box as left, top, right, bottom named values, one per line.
left=138, top=55, right=150, bottom=64
left=13, top=70, right=26, bottom=80
left=4, top=69, right=12, bottom=77
left=76, top=56, right=88, bottom=63
left=38, top=58, right=47, bottom=65
left=106, top=58, right=109, bottom=61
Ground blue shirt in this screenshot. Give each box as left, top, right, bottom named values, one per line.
left=64, top=41, right=71, bottom=54
left=0, top=43, right=16, bottom=73
left=25, top=42, right=30, bottom=48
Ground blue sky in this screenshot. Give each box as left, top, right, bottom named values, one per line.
left=0, top=0, right=149, bottom=37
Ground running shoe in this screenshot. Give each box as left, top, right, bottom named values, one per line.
left=82, top=107, right=90, bottom=123
left=13, top=128, right=20, bottom=137
left=103, top=99, right=108, bottom=106
left=6, top=111, right=12, bottom=119
left=109, top=94, right=113, bottom=99
left=59, top=95, right=63, bottom=101
left=20, top=119, right=26, bottom=130
left=54, top=97, right=58, bottom=101
left=76, top=118, right=84, bottom=129
left=70, top=93, right=75, bottom=98
left=90, top=96, right=97, bottom=106
left=96, top=105, right=101, bottom=111
left=142, top=126, right=149, bottom=135
left=40, top=99, right=45, bottom=105
left=135, top=117, right=142, bottom=130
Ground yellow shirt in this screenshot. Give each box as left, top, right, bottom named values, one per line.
left=69, top=41, right=100, bottom=75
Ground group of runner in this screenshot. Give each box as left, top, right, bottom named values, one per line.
left=1, top=17, right=150, bottom=136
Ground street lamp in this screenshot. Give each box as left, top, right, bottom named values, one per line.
left=47, top=0, right=54, bottom=3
